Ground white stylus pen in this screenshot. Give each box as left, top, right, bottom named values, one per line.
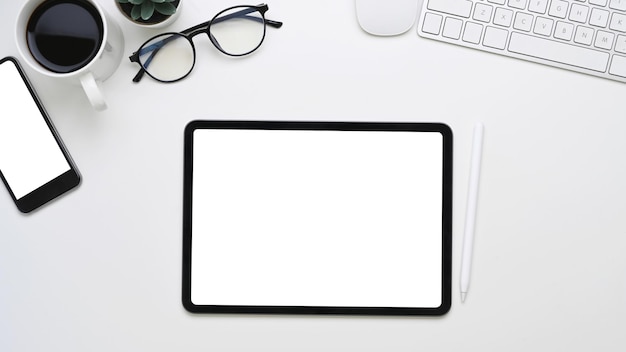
left=461, top=122, right=484, bottom=302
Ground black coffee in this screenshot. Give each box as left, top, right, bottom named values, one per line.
left=26, top=0, right=103, bottom=73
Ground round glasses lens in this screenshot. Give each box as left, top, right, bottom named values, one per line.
left=209, top=7, right=266, bottom=56
left=138, top=33, right=194, bottom=82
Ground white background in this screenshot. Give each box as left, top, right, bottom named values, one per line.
left=190, top=129, right=443, bottom=308
left=0, top=0, right=625, bottom=351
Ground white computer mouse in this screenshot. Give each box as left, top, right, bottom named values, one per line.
left=355, top=0, right=420, bottom=36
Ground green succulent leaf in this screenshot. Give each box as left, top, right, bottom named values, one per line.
left=123, top=0, right=176, bottom=20
left=154, top=2, right=177, bottom=16
left=131, top=4, right=142, bottom=20
left=141, top=1, right=155, bottom=20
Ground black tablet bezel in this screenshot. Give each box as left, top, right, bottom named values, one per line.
left=182, top=120, right=452, bottom=315
left=0, top=57, right=80, bottom=213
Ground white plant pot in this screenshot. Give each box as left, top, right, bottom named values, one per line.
left=116, top=0, right=182, bottom=29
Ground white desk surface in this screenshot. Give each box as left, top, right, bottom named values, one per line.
left=1, top=0, right=625, bottom=350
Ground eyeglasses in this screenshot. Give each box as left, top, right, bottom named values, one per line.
left=129, top=4, right=283, bottom=83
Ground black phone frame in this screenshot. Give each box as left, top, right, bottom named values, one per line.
left=0, top=57, right=80, bottom=213
left=182, top=120, right=453, bottom=315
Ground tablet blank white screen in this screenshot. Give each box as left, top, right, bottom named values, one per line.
left=191, top=129, right=443, bottom=308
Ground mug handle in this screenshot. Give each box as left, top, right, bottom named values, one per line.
left=79, top=72, right=107, bottom=111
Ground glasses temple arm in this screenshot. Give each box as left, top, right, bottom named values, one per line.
left=265, top=19, right=283, bottom=28
left=132, top=68, right=146, bottom=83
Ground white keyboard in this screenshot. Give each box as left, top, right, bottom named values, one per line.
left=417, top=0, right=626, bottom=83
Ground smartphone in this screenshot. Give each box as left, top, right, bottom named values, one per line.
left=0, top=57, right=80, bottom=213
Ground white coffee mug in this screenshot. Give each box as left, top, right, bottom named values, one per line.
left=15, top=0, right=124, bottom=111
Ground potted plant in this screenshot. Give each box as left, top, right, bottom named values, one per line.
left=116, top=0, right=182, bottom=28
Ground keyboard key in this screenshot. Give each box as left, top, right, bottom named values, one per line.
left=494, top=7, right=514, bottom=27
left=443, top=17, right=464, bottom=39
left=555, top=21, right=575, bottom=40
left=422, top=12, right=443, bottom=35
left=483, top=26, right=509, bottom=49
left=508, top=0, right=528, bottom=10
left=549, top=0, right=569, bottom=19
left=427, top=0, right=472, bottom=18
left=609, top=55, right=626, bottom=77
left=473, top=3, right=494, bottom=23
left=508, top=32, right=609, bottom=72
left=463, top=22, right=484, bottom=44
left=514, top=12, right=534, bottom=31
left=590, top=0, right=608, bottom=6
left=616, top=34, right=626, bottom=52
left=609, top=0, right=626, bottom=11
left=590, top=8, right=610, bottom=28
left=595, top=30, right=615, bottom=49
left=610, top=13, right=626, bottom=32
left=569, top=4, right=589, bottom=23
left=534, top=17, right=554, bottom=36
left=488, top=0, right=506, bottom=4
left=529, top=0, right=549, bottom=14
left=574, top=26, right=595, bottom=45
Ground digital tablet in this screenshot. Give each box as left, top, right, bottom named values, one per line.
left=182, top=121, right=452, bottom=315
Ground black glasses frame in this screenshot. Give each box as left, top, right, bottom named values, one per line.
left=129, top=3, right=283, bottom=83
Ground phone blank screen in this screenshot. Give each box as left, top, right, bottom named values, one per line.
left=0, top=61, right=70, bottom=200
left=190, top=128, right=445, bottom=309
